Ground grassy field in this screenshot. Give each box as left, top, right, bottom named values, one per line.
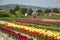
left=0, top=16, right=60, bottom=21
left=37, top=16, right=60, bottom=20
left=0, top=16, right=28, bottom=21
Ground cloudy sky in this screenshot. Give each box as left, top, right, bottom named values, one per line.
left=0, top=0, right=60, bottom=8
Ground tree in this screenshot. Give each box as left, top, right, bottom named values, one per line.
left=27, top=8, right=33, bottom=15
left=44, top=9, right=51, bottom=13
left=14, top=5, right=20, bottom=11
left=52, top=8, right=59, bottom=13
left=15, top=11, right=22, bottom=17
left=36, top=9, right=42, bottom=15
left=20, top=8, right=27, bottom=15
left=9, top=9, right=15, bottom=15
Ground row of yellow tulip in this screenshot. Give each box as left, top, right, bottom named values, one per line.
left=0, top=21, right=60, bottom=40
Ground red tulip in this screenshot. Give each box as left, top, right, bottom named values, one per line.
left=52, top=37, right=57, bottom=40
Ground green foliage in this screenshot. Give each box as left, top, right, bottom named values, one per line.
left=27, top=8, right=33, bottom=15
left=20, top=8, right=27, bottom=15
left=36, top=9, right=42, bottom=15
left=9, top=5, right=20, bottom=16
left=0, top=11, right=10, bottom=17
left=44, top=9, right=51, bottom=13
left=10, top=15, right=15, bottom=17
left=36, top=9, right=42, bottom=13
left=15, top=11, right=22, bottom=17
left=52, top=8, right=59, bottom=13
left=14, top=5, right=20, bottom=11
left=9, top=9, right=15, bottom=15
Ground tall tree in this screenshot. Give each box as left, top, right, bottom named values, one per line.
left=14, top=5, right=20, bottom=11
left=20, top=8, right=27, bottom=15
left=52, top=8, right=59, bottom=13
left=9, top=9, right=15, bottom=15
left=27, top=8, right=33, bottom=15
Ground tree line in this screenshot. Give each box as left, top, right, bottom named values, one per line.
left=0, top=5, right=60, bottom=17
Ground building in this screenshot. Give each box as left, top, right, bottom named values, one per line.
left=49, top=13, right=60, bottom=16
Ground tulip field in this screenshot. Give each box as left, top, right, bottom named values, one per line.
left=0, top=0, right=60, bottom=39
left=0, top=17, right=60, bottom=40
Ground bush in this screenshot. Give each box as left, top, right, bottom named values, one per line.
left=0, top=10, right=10, bottom=17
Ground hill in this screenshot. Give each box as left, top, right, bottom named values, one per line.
left=0, top=4, right=45, bottom=10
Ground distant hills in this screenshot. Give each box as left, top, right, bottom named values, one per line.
left=0, top=4, right=60, bottom=10
left=0, top=4, right=47, bottom=10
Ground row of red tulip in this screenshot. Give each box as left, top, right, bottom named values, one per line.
left=9, top=26, right=57, bottom=40
left=20, top=28, right=57, bottom=40
left=0, top=27, right=33, bottom=40
left=16, top=19, right=60, bottom=26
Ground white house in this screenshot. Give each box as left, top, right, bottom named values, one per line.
left=49, top=13, right=60, bottom=16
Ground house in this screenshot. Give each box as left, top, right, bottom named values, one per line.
left=49, top=13, right=60, bottom=16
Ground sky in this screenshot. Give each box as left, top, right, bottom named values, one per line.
left=0, top=0, right=60, bottom=8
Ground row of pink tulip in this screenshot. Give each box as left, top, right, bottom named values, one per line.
left=0, top=27, right=33, bottom=40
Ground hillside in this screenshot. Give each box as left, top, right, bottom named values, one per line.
left=0, top=4, right=45, bottom=10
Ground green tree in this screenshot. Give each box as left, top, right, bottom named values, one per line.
left=52, top=8, right=59, bottom=13
left=15, top=11, right=22, bottom=17
left=44, top=9, right=51, bottom=13
left=9, top=9, right=15, bottom=15
left=14, top=5, right=20, bottom=11
left=27, top=8, right=33, bottom=15
left=20, top=8, right=27, bottom=15
left=36, top=9, right=42, bottom=15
